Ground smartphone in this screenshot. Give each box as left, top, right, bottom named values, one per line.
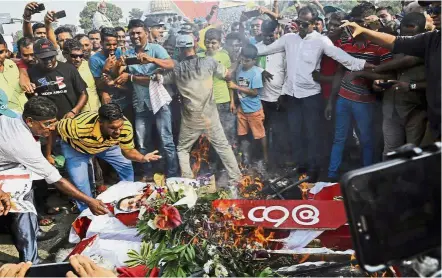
left=54, top=10, right=66, bottom=20
left=340, top=144, right=441, bottom=272
left=125, top=57, right=142, bottom=65
left=377, top=81, right=395, bottom=89
left=37, top=3, right=45, bottom=12
left=26, top=262, right=77, bottom=277
left=243, top=10, right=261, bottom=19
left=343, top=26, right=354, bottom=39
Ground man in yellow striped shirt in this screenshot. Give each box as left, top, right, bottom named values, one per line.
left=57, top=103, right=161, bottom=211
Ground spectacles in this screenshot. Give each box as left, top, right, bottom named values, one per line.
left=70, top=54, right=84, bottom=59
left=36, top=119, right=58, bottom=129
left=295, top=20, right=311, bottom=29
left=427, top=6, right=441, bottom=15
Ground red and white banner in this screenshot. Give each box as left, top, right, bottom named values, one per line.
left=212, top=199, right=347, bottom=229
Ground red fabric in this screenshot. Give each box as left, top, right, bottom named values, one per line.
left=71, top=216, right=92, bottom=240
left=12, top=58, right=28, bottom=70
left=308, top=183, right=342, bottom=201
left=172, top=1, right=219, bottom=21
left=117, top=265, right=160, bottom=277
left=67, top=235, right=99, bottom=258
left=320, top=40, right=342, bottom=99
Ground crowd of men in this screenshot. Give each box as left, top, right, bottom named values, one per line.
left=0, top=0, right=440, bottom=264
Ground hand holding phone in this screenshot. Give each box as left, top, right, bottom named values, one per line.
left=125, top=57, right=142, bottom=65
left=54, top=10, right=66, bottom=20
left=243, top=10, right=261, bottom=19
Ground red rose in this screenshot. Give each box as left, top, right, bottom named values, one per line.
left=153, top=205, right=182, bottom=230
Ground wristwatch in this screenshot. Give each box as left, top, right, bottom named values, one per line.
left=409, top=83, right=417, bottom=90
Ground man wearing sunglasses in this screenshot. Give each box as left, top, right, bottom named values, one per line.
left=341, top=1, right=440, bottom=141
left=255, top=5, right=372, bottom=181
left=0, top=95, right=108, bottom=263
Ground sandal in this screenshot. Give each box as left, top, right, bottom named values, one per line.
left=38, top=216, right=55, bottom=226
left=45, top=206, right=63, bottom=215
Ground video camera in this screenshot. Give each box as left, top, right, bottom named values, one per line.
left=340, top=142, right=441, bottom=276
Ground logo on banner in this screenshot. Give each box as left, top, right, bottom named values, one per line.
left=248, top=205, right=320, bottom=228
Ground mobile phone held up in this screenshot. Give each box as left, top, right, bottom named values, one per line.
left=26, top=262, right=77, bottom=277
left=243, top=10, right=261, bottom=19
left=37, top=3, right=45, bottom=12
left=125, top=57, right=142, bottom=65
left=340, top=143, right=441, bottom=272
left=54, top=10, right=66, bottom=20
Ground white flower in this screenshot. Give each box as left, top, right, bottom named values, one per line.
left=138, top=206, right=146, bottom=220
left=207, top=245, right=217, bottom=256
left=214, top=263, right=228, bottom=277
left=202, top=275, right=210, bottom=278
left=203, top=259, right=214, bottom=274
left=147, top=219, right=157, bottom=230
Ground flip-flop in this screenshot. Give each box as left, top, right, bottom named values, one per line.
left=38, top=217, right=55, bottom=226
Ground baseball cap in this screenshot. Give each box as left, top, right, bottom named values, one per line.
left=176, top=35, right=194, bottom=48
left=178, top=24, right=194, bottom=34
left=144, top=18, right=163, bottom=28
left=0, top=89, right=17, bottom=118
left=34, top=39, right=57, bottom=59
left=323, top=5, right=345, bottom=14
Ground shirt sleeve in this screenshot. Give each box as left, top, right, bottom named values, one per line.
left=161, top=71, right=175, bottom=84
left=89, top=56, right=103, bottom=78
left=3, top=135, right=62, bottom=184
left=14, top=59, right=28, bottom=70
left=119, top=120, right=135, bottom=150
left=154, top=45, right=171, bottom=59
left=378, top=47, right=393, bottom=64
left=256, top=34, right=287, bottom=56
left=393, top=33, right=429, bottom=58
left=251, top=69, right=264, bottom=89
left=57, top=118, right=79, bottom=141
left=71, top=67, right=88, bottom=97
left=322, top=37, right=366, bottom=71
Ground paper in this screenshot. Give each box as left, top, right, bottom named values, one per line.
left=0, top=167, right=37, bottom=214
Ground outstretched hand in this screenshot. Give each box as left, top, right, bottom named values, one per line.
left=340, top=20, right=364, bottom=38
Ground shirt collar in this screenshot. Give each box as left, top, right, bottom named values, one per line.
left=184, top=55, right=198, bottom=60
left=91, top=120, right=104, bottom=142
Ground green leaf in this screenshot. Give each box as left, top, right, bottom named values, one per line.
left=259, top=267, right=274, bottom=277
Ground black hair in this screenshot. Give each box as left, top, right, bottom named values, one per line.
left=88, top=29, right=100, bottom=36
left=74, top=33, right=88, bottom=41
left=329, top=11, right=347, bottom=22
left=98, top=103, right=124, bottom=122
left=32, top=22, right=45, bottom=33
left=401, top=12, right=426, bottom=32
left=63, top=38, right=83, bottom=54
left=100, top=27, right=118, bottom=41
left=17, top=36, right=34, bottom=57
left=55, top=26, right=73, bottom=37
left=167, top=18, right=172, bottom=22
left=0, top=34, right=6, bottom=47
left=261, top=20, right=277, bottom=34
left=298, top=5, right=319, bottom=21
left=205, top=28, right=222, bottom=42
left=225, top=32, right=242, bottom=42
left=128, top=19, right=145, bottom=30
left=350, top=1, right=376, bottom=18
left=114, top=26, right=125, bottom=33
left=240, top=43, right=258, bottom=59
left=178, top=16, right=182, bottom=20
left=315, top=17, right=324, bottom=24
left=376, top=6, right=393, bottom=14
left=23, top=97, right=58, bottom=119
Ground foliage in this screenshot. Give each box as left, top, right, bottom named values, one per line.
left=13, top=30, right=23, bottom=43
left=129, top=8, right=144, bottom=20
left=79, top=1, right=123, bottom=32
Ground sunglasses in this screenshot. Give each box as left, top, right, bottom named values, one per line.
left=35, top=119, right=58, bottom=128
left=70, top=53, right=84, bottom=59
left=427, top=6, right=441, bottom=15
left=295, top=20, right=312, bottom=29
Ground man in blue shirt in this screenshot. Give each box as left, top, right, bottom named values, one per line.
left=229, top=44, right=268, bottom=165
left=117, top=20, right=178, bottom=179
left=89, top=28, right=130, bottom=110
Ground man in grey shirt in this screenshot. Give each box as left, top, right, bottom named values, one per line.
left=161, top=35, right=241, bottom=185
left=0, top=93, right=108, bottom=263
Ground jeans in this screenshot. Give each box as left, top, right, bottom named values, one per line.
left=286, top=94, right=323, bottom=170
left=61, top=142, right=134, bottom=211
left=328, top=96, right=374, bottom=178
left=134, top=105, right=179, bottom=177
left=0, top=189, right=39, bottom=263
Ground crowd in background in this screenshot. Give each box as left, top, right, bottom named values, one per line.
left=0, top=0, right=440, bottom=265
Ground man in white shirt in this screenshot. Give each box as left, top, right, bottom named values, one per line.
left=93, top=2, right=113, bottom=31
left=255, top=6, right=373, bottom=180
left=256, top=20, right=289, bottom=165
left=0, top=94, right=108, bottom=263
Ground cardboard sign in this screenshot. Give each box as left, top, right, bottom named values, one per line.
left=212, top=200, right=347, bottom=230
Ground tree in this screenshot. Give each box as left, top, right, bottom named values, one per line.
left=13, top=30, right=23, bottom=43
left=79, top=1, right=123, bottom=32
left=129, top=8, right=144, bottom=20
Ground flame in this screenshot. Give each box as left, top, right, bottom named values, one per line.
left=238, top=176, right=264, bottom=199
left=190, top=135, right=211, bottom=177
left=298, top=174, right=310, bottom=200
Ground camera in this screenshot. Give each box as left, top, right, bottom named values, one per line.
left=341, top=143, right=441, bottom=275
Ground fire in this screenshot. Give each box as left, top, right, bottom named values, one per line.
left=298, top=174, right=310, bottom=200
left=238, top=176, right=264, bottom=199
left=190, top=135, right=211, bottom=177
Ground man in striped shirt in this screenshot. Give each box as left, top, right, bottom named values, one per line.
left=326, top=2, right=394, bottom=180
left=57, top=103, right=161, bottom=211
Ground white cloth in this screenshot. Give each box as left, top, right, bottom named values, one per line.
left=92, top=11, right=113, bottom=30
left=309, top=182, right=338, bottom=195
left=255, top=31, right=366, bottom=99
left=256, top=42, right=286, bottom=102
left=0, top=115, right=62, bottom=184
left=149, top=75, right=172, bottom=114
